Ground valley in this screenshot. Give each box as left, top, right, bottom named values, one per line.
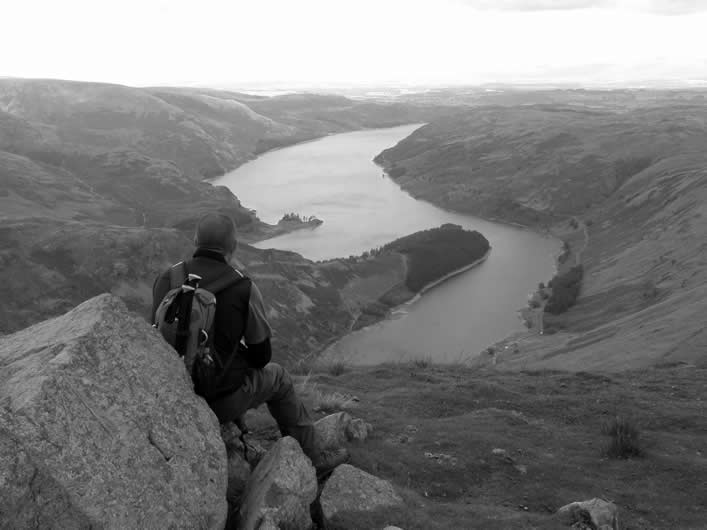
left=4, top=79, right=707, bottom=371
left=0, top=78, right=467, bottom=362
left=376, top=99, right=707, bottom=370
left=2, top=78, right=707, bottom=529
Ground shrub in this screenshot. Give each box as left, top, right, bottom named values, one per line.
left=601, top=416, right=643, bottom=459
left=545, top=265, right=584, bottom=314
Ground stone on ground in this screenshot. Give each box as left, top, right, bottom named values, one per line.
left=238, top=436, right=317, bottom=530
left=226, top=447, right=251, bottom=504
left=315, top=412, right=372, bottom=449
left=346, top=417, right=373, bottom=441
left=0, top=294, right=227, bottom=529
left=320, top=464, right=403, bottom=524
left=556, top=498, right=620, bottom=530
left=315, top=411, right=352, bottom=449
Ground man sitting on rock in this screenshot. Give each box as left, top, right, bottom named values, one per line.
left=151, top=212, right=348, bottom=477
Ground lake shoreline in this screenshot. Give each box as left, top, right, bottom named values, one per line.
left=217, top=124, right=559, bottom=365
left=395, top=248, right=492, bottom=310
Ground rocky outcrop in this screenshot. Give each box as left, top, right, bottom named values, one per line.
left=320, top=464, right=403, bottom=525
left=238, top=436, right=318, bottom=530
left=556, top=498, right=620, bottom=530
left=0, top=294, right=227, bottom=529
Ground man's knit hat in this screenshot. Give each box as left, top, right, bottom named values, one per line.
left=194, top=212, right=237, bottom=253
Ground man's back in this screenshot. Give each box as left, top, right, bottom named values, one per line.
left=150, top=212, right=348, bottom=477
left=152, top=248, right=272, bottom=397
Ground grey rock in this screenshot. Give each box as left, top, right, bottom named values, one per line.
left=315, top=411, right=352, bottom=449
left=316, top=412, right=373, bottom=449
left=383, top=527, right=405, bottom=530
left=320, top=464, right=403, bottom=524
left=346, top=418, right=372, bottom=442
left=556, top=498, right=620, bottom=530
left=238, top=436, right=317, bottom=530
left=226, top=447, right=251, bottom=504
left=0, top=294, right=227, bottom=529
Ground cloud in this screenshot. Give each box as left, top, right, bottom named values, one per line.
left=632, top=0, right=707, bottom=15
left=458, top=0, right=609, bottom=11
left=459, top=0, right=707, bottom=14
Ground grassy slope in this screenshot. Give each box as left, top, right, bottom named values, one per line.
left=376, top=103, right=707, bottom=371
left=485, top=154, right=707, bottom=371
left=292, top=362, right=706, bottom=529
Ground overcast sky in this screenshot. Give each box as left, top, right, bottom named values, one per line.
left=2, top=0, right=706, bottom=87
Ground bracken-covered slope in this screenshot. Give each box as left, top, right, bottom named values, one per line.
left=376, top=103, right=707, bottom=369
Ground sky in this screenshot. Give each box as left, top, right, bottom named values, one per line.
left=2, top=0, right=706, bottom=87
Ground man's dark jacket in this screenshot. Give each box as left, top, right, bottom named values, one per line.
left=151, top=248, right=272, bottom=398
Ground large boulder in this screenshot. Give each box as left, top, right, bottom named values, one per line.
left=0, top=294, right=227, bottom=529
left=238, top=436, right=318, bottom=530
left=556, top=498, right=620, bottom=530
left=320, top=464, right=403, bottom=524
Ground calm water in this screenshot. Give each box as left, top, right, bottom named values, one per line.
left=214, top=124, right=559, bottom=363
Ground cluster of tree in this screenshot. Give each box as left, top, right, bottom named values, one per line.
left=557, top=241, right=571, bottom=265
left=544, top=264, right=584, bottom=314
left=279, top=212, right=320, bottom=223
left=382, top=224, right=490, bottom=292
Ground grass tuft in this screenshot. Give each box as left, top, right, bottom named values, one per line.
left=295, top=372, right=357, bottom=413
left=312, top=390, right=357, bottom=413
left=289, top=357, right=348, bottom=376
left=325, top=359, right=349, bottom=376
left=601, top=415, right=643, bottom=459
left=412, top=356, right=432, bottom=369
left=289, top=357, right=315, bottom=376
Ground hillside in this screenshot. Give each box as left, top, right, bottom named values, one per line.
left=0, top=214, right=486, bottom=364
left=375, top=103, right=707, bottom=370
left=293, top=361, right=706, bottom=529
left=0, top=78, right=445, bottom=229
left=0, top=78, right=455, bottom=358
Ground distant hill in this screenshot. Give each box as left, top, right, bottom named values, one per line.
left=376, top=103, right=707, bottom=369
left=0, top=78, right=445, bottom=229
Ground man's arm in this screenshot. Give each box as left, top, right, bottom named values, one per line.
left=241, top=282, right=273, bottom=368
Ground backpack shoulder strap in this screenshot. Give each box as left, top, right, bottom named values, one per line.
left=202, top=266, right=248, bottom=295
left=169, top=261, right=188, bottom=290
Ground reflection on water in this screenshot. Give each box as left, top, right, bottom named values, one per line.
left=214, top=125, right=559, bottom=363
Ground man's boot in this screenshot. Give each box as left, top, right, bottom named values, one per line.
left=311, top=447, right=350, bottom=480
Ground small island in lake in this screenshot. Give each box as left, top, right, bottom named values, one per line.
left=251, top=212, right=324, bottom=241
left=278, top=212, right=324, bottom=228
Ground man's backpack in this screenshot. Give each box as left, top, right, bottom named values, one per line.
left=154, top=261, right=243, bottom=398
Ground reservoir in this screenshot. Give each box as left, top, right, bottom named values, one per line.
left=214, top=124, right=559, bottom=363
